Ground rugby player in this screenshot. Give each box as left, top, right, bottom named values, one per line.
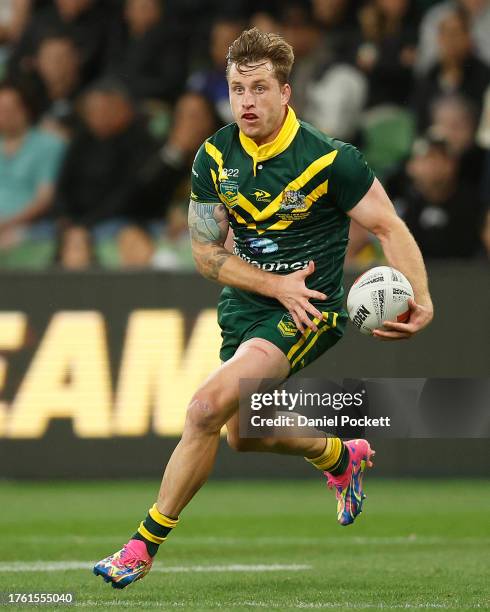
left=94, top=28, right=433, bottom=588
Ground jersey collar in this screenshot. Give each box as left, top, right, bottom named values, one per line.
left=239, top=106, right=300, bottom=176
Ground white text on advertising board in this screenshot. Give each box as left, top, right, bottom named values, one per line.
left=0, top=310, right=221, bottom=438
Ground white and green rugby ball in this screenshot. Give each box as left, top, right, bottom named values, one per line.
left=347, top=266, right=414, bottom=336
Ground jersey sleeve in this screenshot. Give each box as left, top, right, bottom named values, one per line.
left=328, top=143, right=375, bottom=213
left=190, top=142, right=222, bottom=205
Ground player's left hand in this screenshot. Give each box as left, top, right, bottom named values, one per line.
left=373, top=298, right=433, bottom=341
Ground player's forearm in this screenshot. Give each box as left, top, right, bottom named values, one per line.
left=189, top=200, right=280, bottom=298
left=192, top=241, right=278, bottom=297
left=377, top=218, right=433, bottom=308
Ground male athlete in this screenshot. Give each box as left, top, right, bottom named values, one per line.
left=94, top=28, right=433, bottom=588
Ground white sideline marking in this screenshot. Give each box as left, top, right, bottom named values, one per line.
left=0, top=561, right=311, bottom=573
left=5, top=535, right=488, bottom=545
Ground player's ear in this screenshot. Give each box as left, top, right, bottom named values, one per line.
left=280, top=83, right=291, bottom=106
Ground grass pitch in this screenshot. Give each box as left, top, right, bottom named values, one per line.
left=0, top=479, right=488, bottom=611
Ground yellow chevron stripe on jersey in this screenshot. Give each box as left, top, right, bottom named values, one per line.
left=236, top=193, right=262, bottom=218
left=235, top=169, right=329, bottom=226
left=229, top=206, right=257, bottom=229
left=210, top=168, right=257, bottom=229
left=206, top=140, right=263, bottom=227
left=252, top=149, right=338, bottom=223
left=205, top=141, right=227, bottom=180
left=206, top=130, right=337, bottom=227
left=210, top=169, right=227, bottom=204
left=239, top=106, right=300, bottom=176
left=263, top=179, right=330, bottom=232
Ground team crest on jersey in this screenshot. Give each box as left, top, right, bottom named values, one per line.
left=277, top=313, right=298, bottom=338
left=219, top=180, right=239, bottom=207
left=276, top=190, right=311, bottom=221
left=280, top=190, right=307, bottom=211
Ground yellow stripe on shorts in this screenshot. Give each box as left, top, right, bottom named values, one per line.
left=287, top=312, right=338, bottom=369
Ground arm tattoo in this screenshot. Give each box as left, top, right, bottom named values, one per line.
left=188, top=202, right=229, bottom=243
left=188, top=201, right=232, bottom=280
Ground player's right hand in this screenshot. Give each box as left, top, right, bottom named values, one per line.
left=274, top=260, right=327, bottom=334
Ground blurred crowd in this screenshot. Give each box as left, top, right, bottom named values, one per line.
left=0, top=0, right=488, bottom=271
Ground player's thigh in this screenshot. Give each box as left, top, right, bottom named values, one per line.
left=192, top=337, right=290, bottom=429
left=223, top=338, right=290, bottom=437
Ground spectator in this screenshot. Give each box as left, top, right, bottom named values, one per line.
left=416, top=0, right=490, bottom=74
left=412, top=8, right=490, bottom=131
left=311, top=0, right=360, bottom=58
left=187, top=18, right=244, bottom=125
left=249, top=11, right=279, bottom=35
left=482, top=209, right=490, bottom=257
left=280, top=3, right=367, bottom=140
left=105, top=0, right=187, bottom=103
left=0, top=1, right=32, bottom=44
left=152, top=203, right=194, bottom=270
left=0, top=0, right=32, bottom=80
left=396, top=134, right=486, bottom=258
left=117, top=224, right=155, bottom=268
left=117, top=205, right=194, bottom=270
left=33, top=34, right=82, bottom=138
left=140, top=91, right=218, bottom=210
left=55, top=224, right=96, bottom=269
left=54, top=79, right=161, bottom=229
left=477, top=85, right=490, bottom=202
left=429, top=94, right=486, bottom=190
left=8, top=0, right=113, bottom=85
left=0, top=83, right=65, bottom=248
left=280, top=3, right=331, bottom=116
left=354, top=0, right=418, bottom=107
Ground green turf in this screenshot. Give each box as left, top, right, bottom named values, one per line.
left=0, top=479, right=488, bottom=611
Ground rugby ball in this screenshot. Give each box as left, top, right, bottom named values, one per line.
left=347, top=266, right=414, bottom=336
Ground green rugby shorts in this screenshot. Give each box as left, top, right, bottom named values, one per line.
left=218, top=295, right=347, bottom=375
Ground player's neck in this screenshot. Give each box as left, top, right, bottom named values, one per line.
left=253, top=107, right=288, bottom=147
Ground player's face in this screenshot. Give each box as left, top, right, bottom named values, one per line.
left=228, top=61, right=291, bottom=145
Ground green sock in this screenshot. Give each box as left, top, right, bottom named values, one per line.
left=132, top=504, right=179, bottom=557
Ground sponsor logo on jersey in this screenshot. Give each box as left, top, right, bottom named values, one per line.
left=245, top=237, right=278, bottom=255
left=234, top=248, right=308, bottom=272
left=251, top=189, right=272, bottom=203
left=219, top=180, right=239, bottom=207
left=277, top=313, right=298, bottom=338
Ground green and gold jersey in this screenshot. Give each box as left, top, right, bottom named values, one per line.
left=191, top=106, right=374, bottom=310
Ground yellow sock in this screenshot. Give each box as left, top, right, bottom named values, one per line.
left=305, top=437, right=343, bottom=471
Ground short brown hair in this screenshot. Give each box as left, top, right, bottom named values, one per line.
left=226, top=28, right=294, bottom=85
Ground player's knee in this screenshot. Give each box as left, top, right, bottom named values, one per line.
left=186, top=391, right=227, bottom=434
